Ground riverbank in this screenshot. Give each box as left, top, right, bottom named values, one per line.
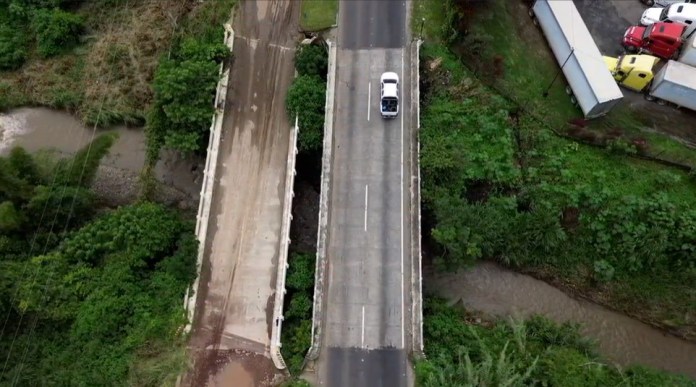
left=417, top=296, right=696, bottom=386
left=426, top=261, right=696, bottom=379
left=0, top=107, right=201, bottom=209
left=414, top=0, right=696, bottom=344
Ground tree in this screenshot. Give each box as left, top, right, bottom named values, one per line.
left=0, top=23, right=26, bottom=70
left=286, top=75, right=326, bottom=152
left=0, top=201, right=24, bottom=231
left=31, top=8, right=84, bottom=57
left=295, top=44, right=328, bottom=79
left=150, top=58, right=220, bottom=153
left=53, top=132, right=118, bottom=188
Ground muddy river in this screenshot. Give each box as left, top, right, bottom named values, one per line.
left=0, top=107, right=202, bottom=201
left=426, top=262, right=696, bottom=379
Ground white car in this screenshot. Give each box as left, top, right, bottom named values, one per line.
left=642, top=0, right=696, bottom=7
left=641, top=2, right=696, bottom=31
left=380, top=72, right=399, bottom=118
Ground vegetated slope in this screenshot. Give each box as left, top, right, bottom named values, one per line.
left=416, top=298, right=696, bottom=386
left=0, top=139, right=198, bottom=385
left=416, top=0, right=696, bottom=341
left=0, top=0, right=233, bottom=136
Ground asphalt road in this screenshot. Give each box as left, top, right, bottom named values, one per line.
left=318, top=1, right=413, bottom=386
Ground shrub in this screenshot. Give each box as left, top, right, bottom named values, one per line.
left=295, top=43, right=328, bottom=79
left=32, top=8, right=84, bottom=57
left=149, top=57, right=221, bottom=153
left=286, top=75, right=326, bottom=152
left=0, top=24, right=26, bottom=70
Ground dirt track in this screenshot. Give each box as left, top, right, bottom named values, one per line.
left=183, top=1, right=300, bottom=386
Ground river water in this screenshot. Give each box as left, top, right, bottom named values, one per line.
left=0, top=107, right=202, bottom=201
left=426, top=262, right=696, bottom=379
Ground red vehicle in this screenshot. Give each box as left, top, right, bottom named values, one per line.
left=622, top=22, right=685, bottom=59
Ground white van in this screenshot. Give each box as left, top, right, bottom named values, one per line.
left=641, top=3, right=696, bottom=37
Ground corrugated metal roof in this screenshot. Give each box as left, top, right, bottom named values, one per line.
left=546, top=0, right=623, bottom=103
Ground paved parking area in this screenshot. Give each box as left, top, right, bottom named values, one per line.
left=573, top=0, right=696, bottom=145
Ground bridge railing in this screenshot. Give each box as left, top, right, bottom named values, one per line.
left=270, top=115, right=300, bottom=370
left=305, top=39, right=337, bottom=363
left=183, top=23, right=235, bottom=334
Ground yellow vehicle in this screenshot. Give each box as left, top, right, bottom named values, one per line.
left=603, top=54, right=660, bottom=92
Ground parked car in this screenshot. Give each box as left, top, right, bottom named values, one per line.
left=641, top=0, right=696, bottom=8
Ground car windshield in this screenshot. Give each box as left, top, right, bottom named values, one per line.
left=383, top=79, right=397, bottom=84
left=660, top=6, right=669, bottom=21
left=643, top=25, right=653, bottom=40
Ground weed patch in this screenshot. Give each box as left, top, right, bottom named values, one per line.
left=417, top=298, right=695, bottom=386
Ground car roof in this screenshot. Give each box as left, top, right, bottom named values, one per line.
left=383, top=83, right=398, bottom=96
left=652, top=21, right=686, bottom=35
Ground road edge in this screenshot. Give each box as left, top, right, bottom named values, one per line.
left=305, top=40, right=337, bottom=363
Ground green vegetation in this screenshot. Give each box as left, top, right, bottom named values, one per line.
left=280, top=252, right=315, bottom=375
left=0, top=0, right=233, bottom=149
left=287, top=43, right=328, bottom=153
left=0, top=135, right=198, bottom=385
left=416, top=0, right=696, bottom=341
left=417, top=298, right=696, bottom=386
left=300, top=0, right=338, bottom=32
left=279, top=41, right=328, bottom=377
left=145, top=0, right=234, bottom=156
left=282, top=378, right=312, bottom=387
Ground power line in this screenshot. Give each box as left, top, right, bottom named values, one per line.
left=0, top=99, right=104, bottom=383
left=12, top=99, right=104, bottom=386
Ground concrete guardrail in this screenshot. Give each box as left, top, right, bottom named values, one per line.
left=305, top=40, right=337, bottom=363
left=270, top=116, right=300, bottom=370
left=410, top=39, right=424, bottom=357
left=183, top=23, right=235, bottom=334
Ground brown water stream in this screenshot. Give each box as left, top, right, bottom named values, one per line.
left=0, top=107, right=202, bottom=199
left=426, top=262, right=696, bottom=379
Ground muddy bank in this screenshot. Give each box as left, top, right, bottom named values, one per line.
left=0, top=107, right=202, bottom=208
left=426, top=262, right=696, bottom=379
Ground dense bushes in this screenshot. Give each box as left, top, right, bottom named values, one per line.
left=0, top=24, right=26, bottom=70
left=420, top=43, right=696, bottom=278
left=280, top=252, right=315, bottom=375
left=417, top=298, right=695, bottom=386
left=31, top=8, right=84, bottom=57
left=286, top=42, right=328, bottom=152
left=0, top=0, right=84, bottom=69
left=1, top=203, right=197, bottom=385
left=295, top=44, right=328, bottom=78
left=0, top=137, right=197, bottom=385
left=145, top=17, right=230, bottom=158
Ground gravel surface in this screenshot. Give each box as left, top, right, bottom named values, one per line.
left=91, top=164, right=198, bottom=210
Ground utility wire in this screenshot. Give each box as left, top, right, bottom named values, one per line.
left=0, top=98, right=104, bottom=384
